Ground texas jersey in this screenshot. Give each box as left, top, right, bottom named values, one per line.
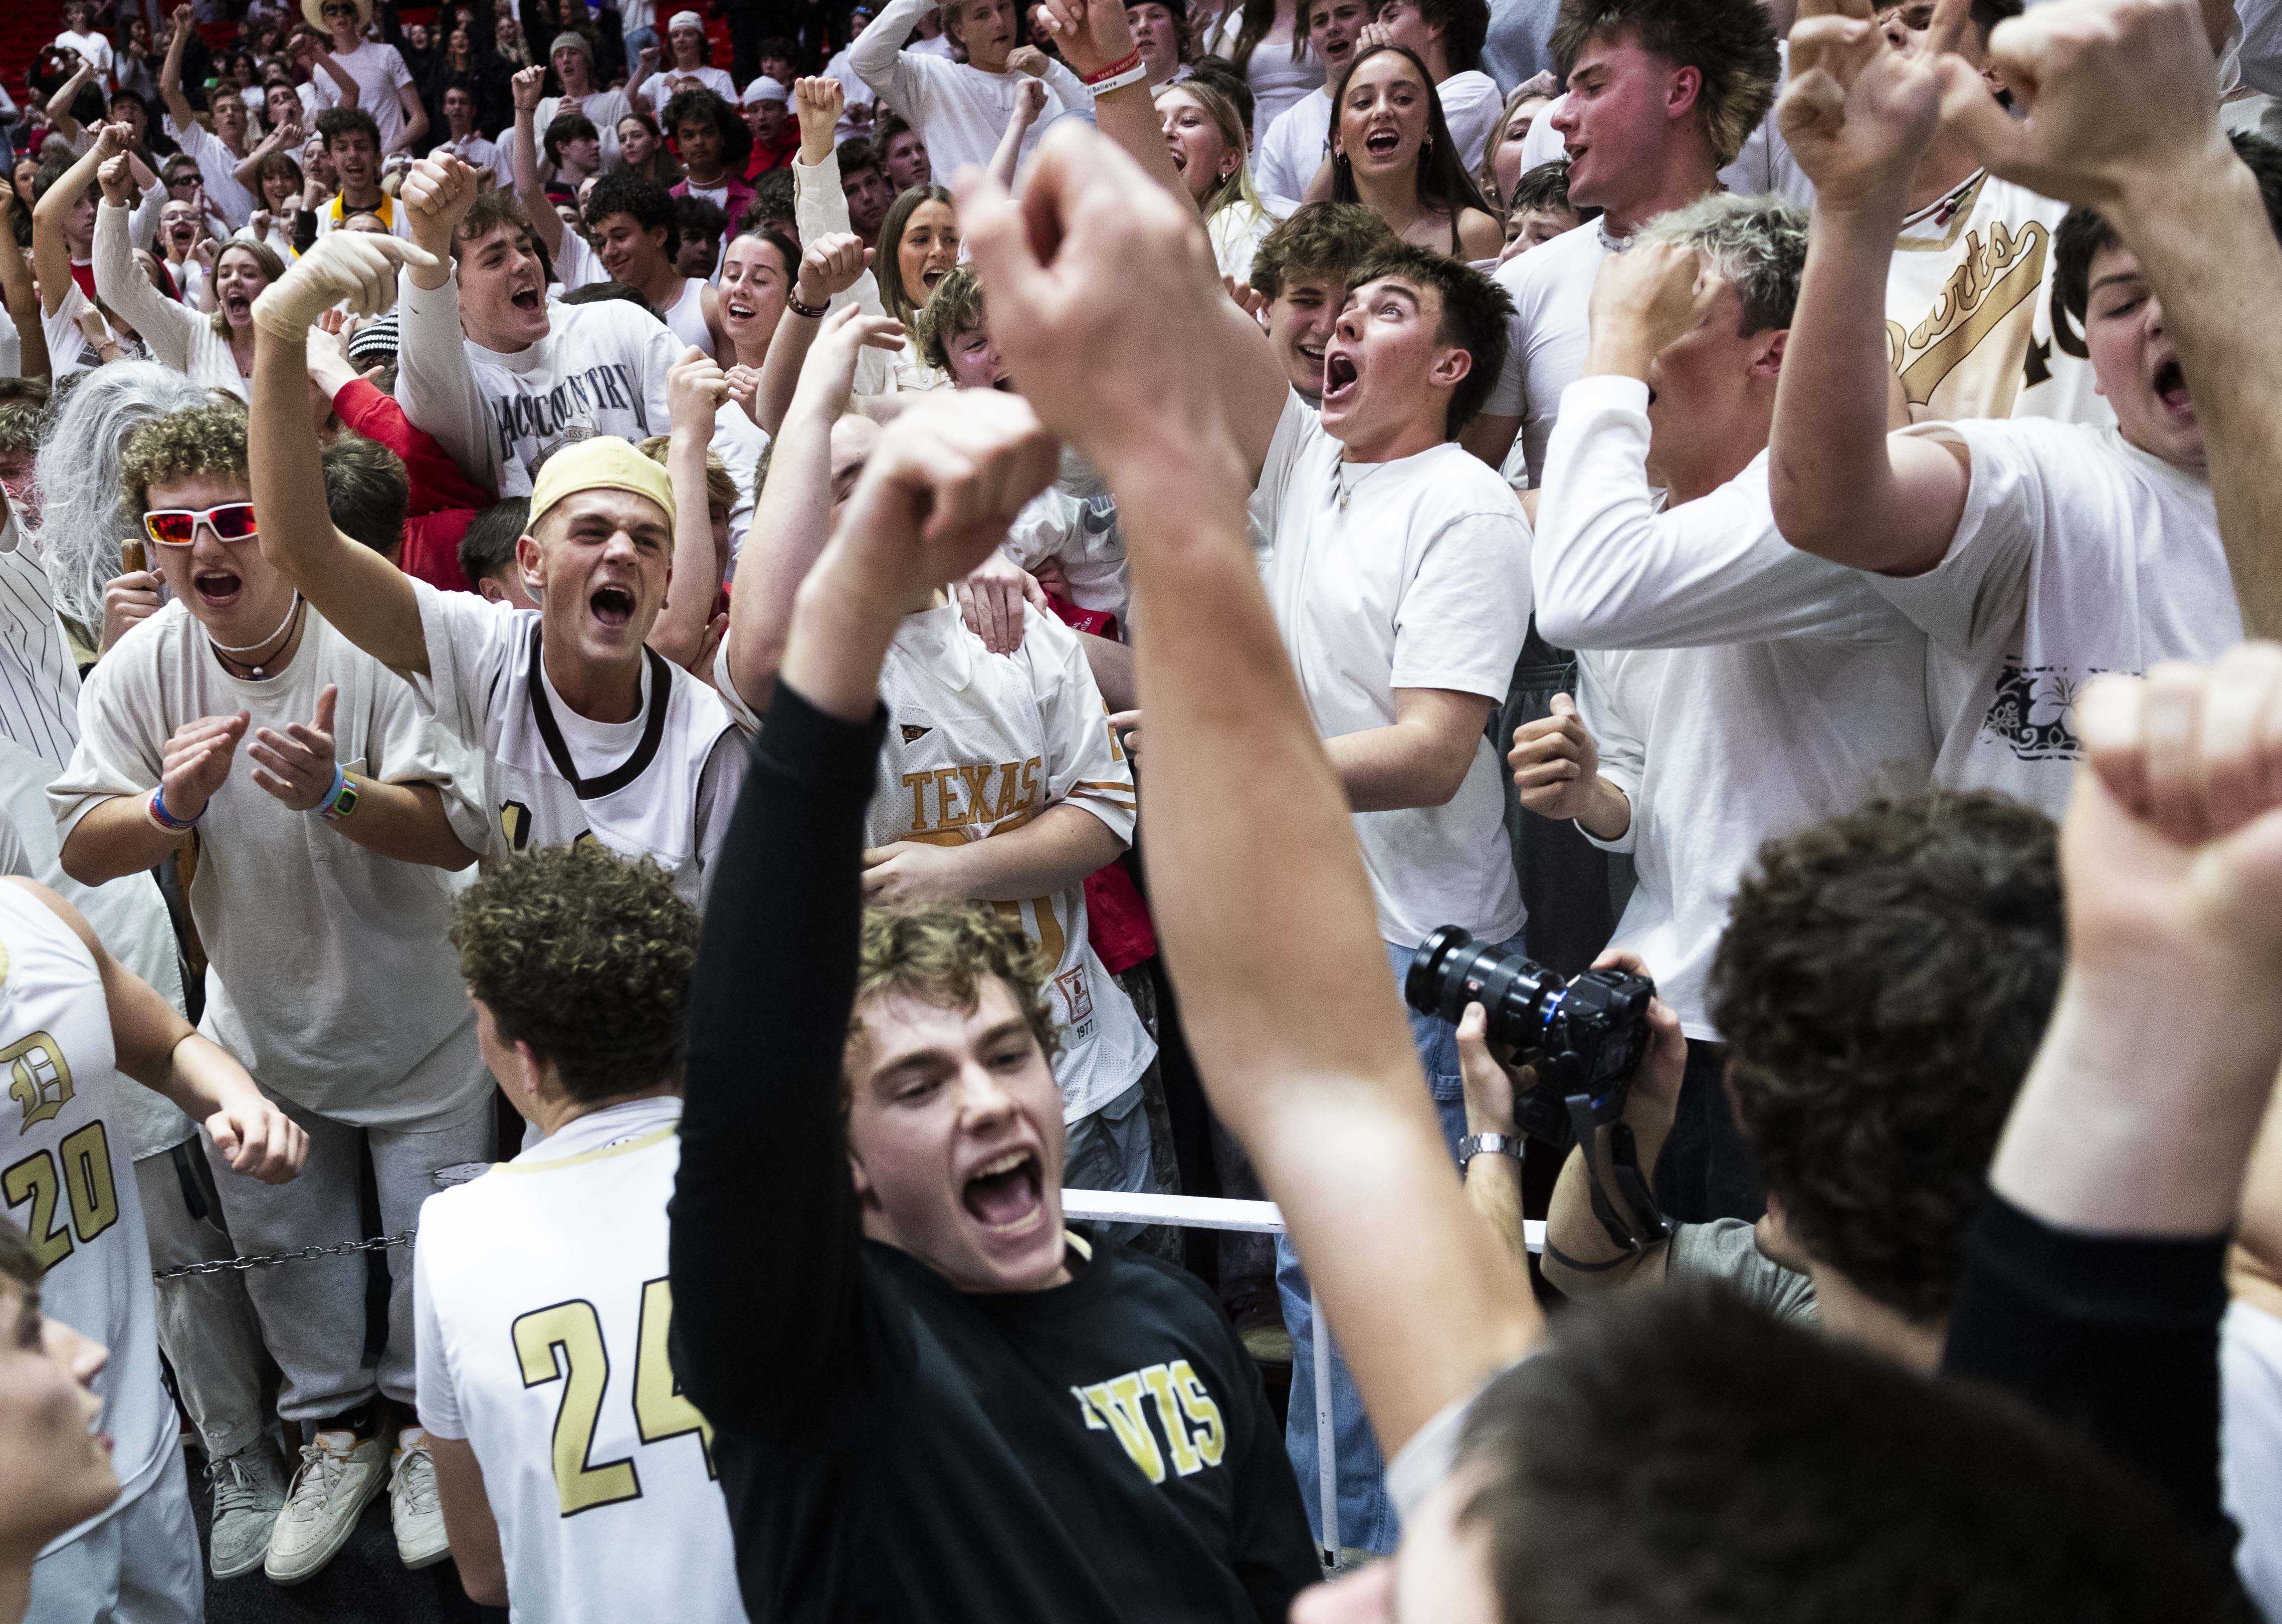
left=0, top=881, right=171, bottom=1553
left=1887, top=170, right=2113, bottom=429
left=406, top=579, right=748, bottom=906
left=412, top=1097, right=748, bottom=1624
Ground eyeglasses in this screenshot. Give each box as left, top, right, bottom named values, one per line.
left=144, top=504, right=260, bottom=547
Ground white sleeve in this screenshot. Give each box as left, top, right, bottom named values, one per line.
left=1483, top=254, right=1534, bottom=420
left=1037, top=57, right=1096, bottom=125
left=1255, top=387, right=1319, bottom=521
left=1389, top=502, right=1533, bottom=701
left=1027, top=609, right=1135, bottom=843
left=554, top=229, right=605, bottom=291
left=411, top=1232, right=467, bottom=1441
left=1863, top=419, right=2042, bottom=655
left=311, top=61, right=346, bottom=111
left=93, top=202, right=192, bottom=373
left=792, top=149, right=855, bottom=242
left=1517, top=96, right=1564, bottom=167
left=129, top=176, right=167, bottom=250
left=384, top=44, right=414, bottom=89
left=1569, top=648, right=1640, bottom=855
left=1437, top=73, right=1501, bottom=172
left=1534, top=376, right=1891, bottom=648
left=357, top=649, right=492, bottom=855
left=850, top=0, right=930, bottom=114
left=406, top=574, right=519, bottom=751
left=393, top=268, right=503, bottom=497
left=48, top=651, right=164, bottom=843
left=1000, top=487, right=1085, bottom=574
left=688, top=724, right=750, bottom=898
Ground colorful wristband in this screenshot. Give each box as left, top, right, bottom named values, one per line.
left=786, top=294, right=828, bottom=320
left=146, top=785, right=199, bottom=833
left=315, top=763, right=359, bottom=822
left=1081, top=49, right=1142, bottom=86
left=1084, top=60, right=1149, bottom=95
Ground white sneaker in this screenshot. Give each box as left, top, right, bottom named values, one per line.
left=264, top=1427, right=387, bottom=1585
left=207, top=1444, right=287, bottom=1580
left=389, top=1428, right=450, bottom=1570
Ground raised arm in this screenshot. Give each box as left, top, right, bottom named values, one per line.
left=32, top=124, right=125, bottom=318
left=157, top=4, right=199, bottom=134
left=46, top=56, right=99, bottom=147
left=0, top=194, right=51, bottom=381
left=507, top=66, right=563, bottom=260
left=231, top=119, right=292, bottom=189
left=750, top=233, right=882, bottom=435
left=964, top=126, right=1541, bottom=1454
left=650, top=348, right=731, bottom=669
left=848, top=0, right=928, bottom=112
left=1767, top=0, right=1972, bottom=575
left=670, top=392, right=1056, bottom=1432
left=722, top=301, right=907, bottom=712
left=987, top=76, right=1049, bottom=188
left=394, top=154, right=503, bottom=496
left=1938, top=0, right=2282, bottom=639
left=249, top=231, right=438, bottom=673
left=93, top=181, right=193, bottom=371
left=1945, top=644, right=2282, bottom=1553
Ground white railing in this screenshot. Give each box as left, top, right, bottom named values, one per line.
left=1061, top=1189, right=1545, bottom=1566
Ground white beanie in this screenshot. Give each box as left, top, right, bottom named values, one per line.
left=743, top=75, right=789, bottom=104
left=667, top=10, right=704, bottom=29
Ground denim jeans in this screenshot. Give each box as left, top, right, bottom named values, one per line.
left=1275, top=932, right=1524, bottom=1554
left=1062, top=1077, right=1169, bottom=1250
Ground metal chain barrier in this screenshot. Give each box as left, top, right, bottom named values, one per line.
left=151, top=1228, right=417, bottom=1281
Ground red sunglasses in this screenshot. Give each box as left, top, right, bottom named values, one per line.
left=144, top=503, right=260, bottom=547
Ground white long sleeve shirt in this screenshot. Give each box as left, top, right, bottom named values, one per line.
left=1536, top=377, right=1937, bottom=1038
left=392, top=267, right=683, bottom=498
left=790, top=150, right=945, bottom=394
left=850, top=0, right=1095, bottom=181
left=93, top=201, right=248, bottom=397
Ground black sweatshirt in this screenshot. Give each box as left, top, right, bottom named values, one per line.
left=669, top=685, right=1321, bottom=1624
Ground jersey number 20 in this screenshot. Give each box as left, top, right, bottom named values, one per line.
left=512, top=1276, right=714, bottom=1517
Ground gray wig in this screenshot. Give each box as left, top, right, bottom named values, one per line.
left=28, top=362, right=214, bottom=628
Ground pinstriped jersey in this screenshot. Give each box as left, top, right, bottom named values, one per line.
left=874, top=604, right=1152, bottom=1123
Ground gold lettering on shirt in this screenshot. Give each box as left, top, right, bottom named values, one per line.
left=898, top=757, right=1047, bottom=835
left=1888, top=218, right=2050, bottom=421
left=1081, top=1373, right=1168, bottom=1484
left=1077, top=1361, right=1229, bottom=1484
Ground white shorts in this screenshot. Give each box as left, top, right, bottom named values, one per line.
left=25, top=1448, right=201, bottom=1624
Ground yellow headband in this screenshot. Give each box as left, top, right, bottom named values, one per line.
left=527, top=436, right=677, bottom=531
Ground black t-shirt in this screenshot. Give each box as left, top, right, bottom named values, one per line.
left=671, top=686, right=1320, bottom=1624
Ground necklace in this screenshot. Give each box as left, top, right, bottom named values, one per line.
left=209, top=593, right=304, bottom=680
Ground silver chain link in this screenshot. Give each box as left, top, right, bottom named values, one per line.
left=151, top=1228, right=417, bottom=1281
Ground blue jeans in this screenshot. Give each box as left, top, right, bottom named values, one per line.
left=1275, top=933, right=1521, bottom=1553
left=1062, top=1078, right=1165, bottom=1248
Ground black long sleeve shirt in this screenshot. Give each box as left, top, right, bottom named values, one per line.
left=670, top=684, right=1320, bottom=1624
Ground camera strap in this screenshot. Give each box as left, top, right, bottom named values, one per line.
left=1546, top=1091, right=1673, bottom=1268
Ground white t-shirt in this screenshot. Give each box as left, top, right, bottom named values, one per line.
left=1539, top=377, right=1936, bottom=1038
left=53, top=29, right=114, bottom=83
left=310, top=40, right=418, bottom=153
left=850, top=0, right=1096, bottom=180
left=1206, top=197, right=1283, bottom=285
left=659, top=276, right=714, bottom=357
left=2224, top=1300, right=2282, bottom=1624
left=717, top=603, right=1154, bottom=1123
left=1000, top=482, right=1128, bottom=628
left=414, top=1096, right=747, bottom=1624
left=41, top=282, right=106, bottom=379
left=49, top=603, right=491, bottom=1126
left=161, top=113, right=259, bottom=228
left=1485, top=216, right=1612, bottom=484
left=711, top=396, right=768, bottom=574
left=536, top=88, right=635, bottom=170
left=406, top=580, right=747, bottom=906
left=1436, top=69, right=1501, bottom=173
left=1252, top=88, right=1329, bottom=209
left=1254, top=388, right=1531, bottom=950
left=643, top=63, right=736, bottom=116
left=0, top=884, right=171, bottom=1558
left=394, top=270, right=685, bottom=498
left=1869, top=416, right=2237, bottom=817
left=1886, top=170, right=2111, bottom=428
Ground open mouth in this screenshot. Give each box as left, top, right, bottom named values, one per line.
left=1364, top=127, right=1400, bottom=157
left=510, top=283, right=542, bottom=313
left=961, top=1148, right=1045, bottom=1233
left=589, top=584, right=636, bottom=628
left=1167, top=145, right=1188, bottom=172
left=193, top=568, right=243, bottom=609
left=2153, top=357, right=2190, bottom=414
left=922, top=267, right=947, bottom=289
left=224, top=292, right=251, bottom=320
left=725, top=295, right=755, bottom=321
left=1323, top=349, right=1358, bottom=403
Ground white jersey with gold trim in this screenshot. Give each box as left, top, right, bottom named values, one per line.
left=0, top=881, right=171, bottom=1555
left=877, top=604, right=1152, bottom=1124
left=413, top=1097, right=747, bottom=1624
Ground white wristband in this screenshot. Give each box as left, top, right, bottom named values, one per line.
left=1085, top=62, right=1149, bottom=96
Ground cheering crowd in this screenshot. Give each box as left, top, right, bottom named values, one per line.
left=2, top=0, right=2281, bottom=1616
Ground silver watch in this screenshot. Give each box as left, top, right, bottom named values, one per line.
left=1458, top=1132, right=1521, bottom=1169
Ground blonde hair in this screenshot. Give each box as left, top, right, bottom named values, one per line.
left=635, top=434, right=737, bottom=518
left=1156, top=80, right=1263, bottom=223
left=850, top=903, right=1061, bottom=1071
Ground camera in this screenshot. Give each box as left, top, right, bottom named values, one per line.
left=1404, top=926, right=1656, bottom=1149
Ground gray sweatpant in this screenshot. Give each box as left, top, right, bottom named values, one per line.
left=202, top=1086, right=494, bottom=1425
left=133, top=1149, right=269, bottom=1461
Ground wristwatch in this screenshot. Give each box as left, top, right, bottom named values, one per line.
left=1457, top=1132, right=1521, bottom=1170
left=319, top=773, right=360, bottom=822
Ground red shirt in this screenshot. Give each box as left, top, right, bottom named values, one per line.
left=332, top=378, right=484, bottom=593
left=742, top=127, right=801, bottom=179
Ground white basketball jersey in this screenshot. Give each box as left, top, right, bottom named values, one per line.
left=411, top=582, right=745, bottom=907
left=872, top=605, right=1153, bottom=1124
left=411, top=1098, right=747, bottom=1624
left=0, top=883, right=170, bottom=1554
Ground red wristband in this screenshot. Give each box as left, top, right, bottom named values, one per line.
left=1080, top=50, right=1142, bottom=86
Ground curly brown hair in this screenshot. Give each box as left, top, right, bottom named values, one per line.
left=912, top=265, right=984, bottom=377
left=851, top=903, right=1061, bottom=1071
left=120, top=400, right=251, bottom=516
left=1549, top=0, right=1780, bottom=170
left=1248, top=202, right=1400, bottom=306
left=449, top=844, right=700, bottom=1103
left=1705, top=791, right=2061, bottom=1323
